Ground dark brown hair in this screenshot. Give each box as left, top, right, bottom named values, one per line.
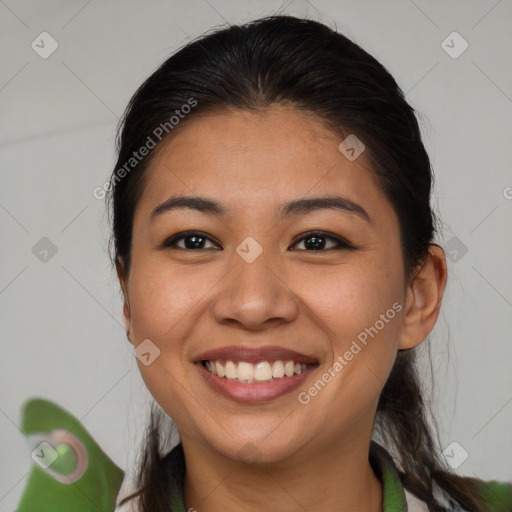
left=108, top=14, right=488, bottom=511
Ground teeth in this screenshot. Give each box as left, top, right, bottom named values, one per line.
left=237, top=362, right=254, bottom=383
left=271, top=360, right=284, bottom=378
left=216, top=361, right=226, bottom=378
left=225, top=360, right=237, bottom=379
left=254, top=361, right=272, bottom=382
left=204, top=359, right=312, bottom=383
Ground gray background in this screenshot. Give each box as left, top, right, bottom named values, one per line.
left=1, top=0, right=511, bottom=509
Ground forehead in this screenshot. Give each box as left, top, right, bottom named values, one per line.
left=135, top=106, right=393, bottom=225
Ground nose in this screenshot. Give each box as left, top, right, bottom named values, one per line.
left=211, top=252, right=300, bottom=331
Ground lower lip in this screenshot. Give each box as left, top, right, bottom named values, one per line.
left=195, top=363, right=317, bottom=403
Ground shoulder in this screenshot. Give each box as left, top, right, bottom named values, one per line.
left=113, top=444, right=184, bottom=512
left=404, top=479, right=512, bottom=512
left=434, top=477, right=512, bottom=512
left=404, top=488, right=430, bottom=511
left=114, top=475, right=140, bottom=512
left=471, top=478, right=512, bottom=512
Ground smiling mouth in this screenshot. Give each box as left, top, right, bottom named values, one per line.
left=201, top=359, right=318, bottom=384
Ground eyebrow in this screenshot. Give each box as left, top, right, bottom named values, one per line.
left=150, top=194, right=372, bottom=224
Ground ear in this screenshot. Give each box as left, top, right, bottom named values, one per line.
left=398, top=244, right=448, bottom=350
left=116, top=257, right=132, bottom=343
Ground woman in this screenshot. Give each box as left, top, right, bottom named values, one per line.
left=109, top=14, right=511, bottom=512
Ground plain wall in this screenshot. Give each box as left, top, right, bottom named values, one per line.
left=1, top=0, right=511, bottom=509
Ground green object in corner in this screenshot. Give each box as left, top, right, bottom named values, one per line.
left=15, top=397, right=125, bottom=512
left=474, top=480, right=512, bottom=512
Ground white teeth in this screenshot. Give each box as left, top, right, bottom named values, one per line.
left=271, top=360, right=284, bottom=378
left=237, top=362, right=254, bottom=383
left=225, top=360, right=237, bottom=379
left=204, top=359, right=312, bottom=383
left=254, top=361, right=272, bottom=382
left=216, top=361, right=226, bottom=378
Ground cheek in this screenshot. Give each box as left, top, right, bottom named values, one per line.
left=128, top=261, right=214, bottom=342
left=293, top=265, right=403, bottom=423
left=300, top=260, right=402, bottom=335
left=126, top=261, right=212, bottom=432
left=299, top=260, right=403, bottom=383
left=137, top=359, right=206, bottom=442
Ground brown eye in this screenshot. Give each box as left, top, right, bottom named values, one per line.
left=161, top=231, right=220, bottom=250
left=290, top=231, right=353, bottom=251
left=160, top=230, right=354, bottom=252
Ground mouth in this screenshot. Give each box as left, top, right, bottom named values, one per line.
left=201, top=359, right=316, bottom=383
left=193, top=346, right=319, bottom=403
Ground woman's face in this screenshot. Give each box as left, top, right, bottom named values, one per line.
left=120, top=105, right=410, bottom=464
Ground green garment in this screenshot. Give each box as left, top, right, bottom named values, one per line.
left=163, top=440, right=512, bottom=512
left=14, top=397, right=512, bottom=511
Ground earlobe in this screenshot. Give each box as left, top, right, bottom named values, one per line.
left=398, top=245, right=448, bottom=350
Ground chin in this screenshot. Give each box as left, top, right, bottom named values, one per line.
left=203, top=431, right=303, bottom=467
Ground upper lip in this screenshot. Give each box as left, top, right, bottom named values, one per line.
left=194, top=345, right=319, bottom=364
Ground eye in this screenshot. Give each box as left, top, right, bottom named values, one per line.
left=160, top=231, right=220, bottom=250
left=290, top=231, right=353, bottom=251
left=160, top=230, right=354, bottom=252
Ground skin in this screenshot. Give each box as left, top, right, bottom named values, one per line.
left=117, top=105, right=447, bottom=512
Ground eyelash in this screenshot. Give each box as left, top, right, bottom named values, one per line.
left=160, top=230, right=355, bottom=252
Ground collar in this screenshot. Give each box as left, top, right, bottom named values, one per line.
left=165, top=440, right=409, bottom=511
left=369, top=440, right=409, bottom=511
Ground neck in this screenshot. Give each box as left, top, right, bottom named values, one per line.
left=181, top=434, right=383, bottom=512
